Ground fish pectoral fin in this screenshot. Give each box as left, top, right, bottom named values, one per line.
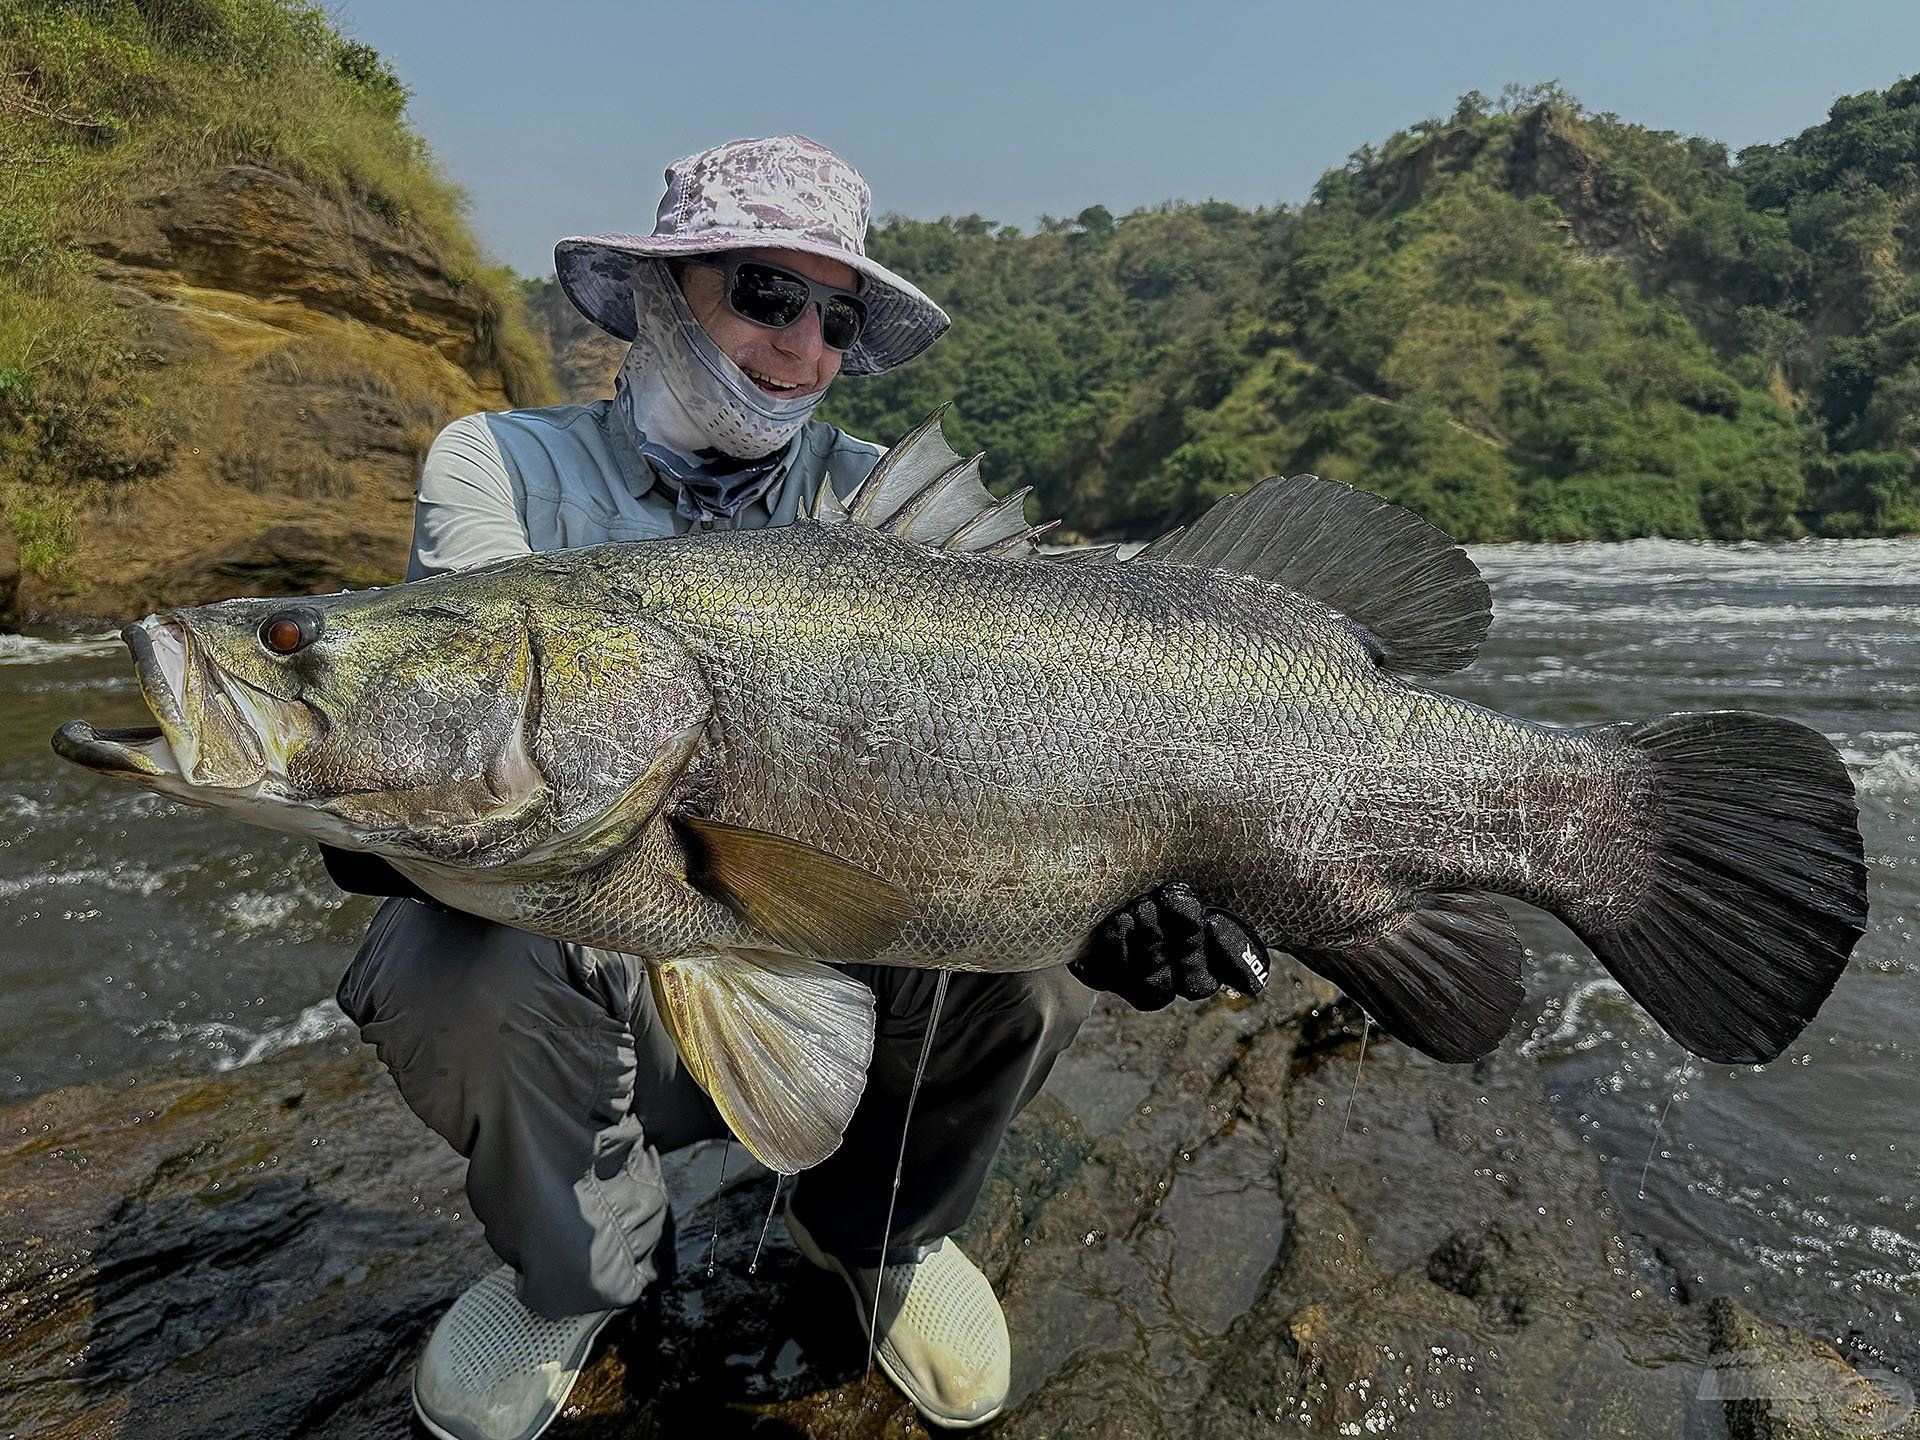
left=672, top=814, right=913, bottom=961
left=650, top=950, right=876, bottom=1174
left=1299, top=893, right=1525, bottom=1062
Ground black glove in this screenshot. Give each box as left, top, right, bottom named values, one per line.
left=1071, top=883, right=1270, bottom=1011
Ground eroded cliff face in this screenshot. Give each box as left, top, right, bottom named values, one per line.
left=1374, top=105, right=1676, bottom=278
left=527, top=273, right=625, bottom=403
left=12, top=162, right=542, bottom=623
left=1503, top=105, right=1676, bottom=275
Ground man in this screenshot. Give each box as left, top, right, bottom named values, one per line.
left=330, top=136, right=1266, bottom=1439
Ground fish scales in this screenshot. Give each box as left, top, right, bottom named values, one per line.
left=507, top=523, right=1637, bottom=971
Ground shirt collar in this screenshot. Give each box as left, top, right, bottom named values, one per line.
left=597, top=401, right=806, bottom=505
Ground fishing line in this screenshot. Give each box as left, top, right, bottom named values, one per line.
left=749, top=1171, right=786, bottom=1276
left=1342, top=1013, right=1371, bottom=1141
left=1638, top=1059, right=1694, bottom=1200
left=704, top=1136, right=733, bottom=1278
left=867, top=969, right=951, bottom=1378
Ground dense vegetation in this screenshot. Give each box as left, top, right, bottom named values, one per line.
left=823, top=80, right=1920, bottom=540
left=0, top=0, right=551, bottom=572
left=5, top=16, right=1915, bottom=554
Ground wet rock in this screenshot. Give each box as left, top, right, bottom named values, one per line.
left=1, top=980, right=1894, bottom=1438
left=1705, top=1299, right=1919, bottom=1440
left=1426, top=1221, right=1527, bottom=1323
left=0, top=1042, right=477, bottom=1439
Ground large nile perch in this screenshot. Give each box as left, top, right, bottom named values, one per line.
left=56, top=410, right=1868, bottom=1172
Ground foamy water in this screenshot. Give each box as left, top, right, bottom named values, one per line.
left=1442, top=537, right=1920, bottom=1380
left=0, top=631, right=122, bottom=665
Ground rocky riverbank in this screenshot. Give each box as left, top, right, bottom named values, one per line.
left=3, top=960, right=1908, bottom=1439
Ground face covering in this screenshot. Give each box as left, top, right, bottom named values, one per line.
left=614, top=260, right=827, bottom=521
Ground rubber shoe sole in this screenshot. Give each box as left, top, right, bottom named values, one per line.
left=785, top=1204, right=1005, bottom=1431
left=410, top=1269, right=619, bottom=1440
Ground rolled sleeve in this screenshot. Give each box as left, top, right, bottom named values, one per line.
left=407, top=414, right=532, bottom=580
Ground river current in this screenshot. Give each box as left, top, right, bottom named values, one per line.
left=1, top=538, right=1914, bottom=1377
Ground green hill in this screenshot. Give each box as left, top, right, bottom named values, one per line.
left=10, top=13, right=1915, bottom=617
left=821, top=81, right=1920, bottom=541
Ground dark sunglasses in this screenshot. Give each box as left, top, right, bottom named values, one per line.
left=685, top=254, right=869, bottom=351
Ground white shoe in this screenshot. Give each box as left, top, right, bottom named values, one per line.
left=786, top=1204, right=1010, bottom=1429
left=411, top=1265, right=619, bottom=1440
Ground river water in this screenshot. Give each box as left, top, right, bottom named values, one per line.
left=1, top=539, right=1915, bottom=1377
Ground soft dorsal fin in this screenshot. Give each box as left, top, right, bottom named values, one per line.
left=1045, top=542, right=1123, bottom=567
left=811, top=406, right=1060, bottom=554
left=1134, top=474, right=1491, bottom=677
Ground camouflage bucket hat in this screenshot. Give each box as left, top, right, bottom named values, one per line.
left=555, top=135, right=949, bottom=377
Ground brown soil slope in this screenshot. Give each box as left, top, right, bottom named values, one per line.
left=11, top=161, right=548, bottom=623
left=527, top=273, right=624, bottom=403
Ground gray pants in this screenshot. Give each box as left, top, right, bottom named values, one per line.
left=337, top=899, right=1092, bottom=1318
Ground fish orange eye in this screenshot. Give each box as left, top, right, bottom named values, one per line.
left=259, top=609, right=321, bottom=655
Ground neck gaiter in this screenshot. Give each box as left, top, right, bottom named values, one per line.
left=613, top=260, right=827, bottom=522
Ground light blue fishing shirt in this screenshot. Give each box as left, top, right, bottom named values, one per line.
left=407, top=399, right=884, bottom=579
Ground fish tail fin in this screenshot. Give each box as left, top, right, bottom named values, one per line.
left=1565, top=712, right=1866, bottom=1064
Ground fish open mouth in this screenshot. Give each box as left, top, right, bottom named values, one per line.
left=52, top=616, right=263, bottom=785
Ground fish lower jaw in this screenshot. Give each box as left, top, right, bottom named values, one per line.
left=52, top=720, right=180, bottom=780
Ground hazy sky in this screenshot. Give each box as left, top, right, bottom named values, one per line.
left=330, top=1, right=1920, bottom=278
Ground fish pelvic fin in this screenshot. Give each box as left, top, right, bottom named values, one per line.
left=828, top=406, right=1061, bottom=554
left=1566, top=712, right=1867, bottom=1065
left=1134, top=474, right=1491, bottom=677
left=1300, top=892, right=1527, bottom=1062
left=672, top=815, right=913, bottom=961
left=650, top=950, right=876, bottom=1173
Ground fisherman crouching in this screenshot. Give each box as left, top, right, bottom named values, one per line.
left=322, top=135, right=1268, bottom=1437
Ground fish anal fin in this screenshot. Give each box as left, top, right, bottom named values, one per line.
left=1136, top=474, right=1492, bottom=677
left=1300, top=893, right=1525, bottom=1062
left=673, top=814, right=913, bottom=960
left=650, top=951, right=875, bottom=1173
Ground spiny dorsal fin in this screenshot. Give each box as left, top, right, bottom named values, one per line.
left=1300, top=893, right=1526, bottom=1062
left=1045, top=542, right=1123, bottom=566
left=803, top=476, right=851, bottom=523
left=833, top=406, right=1059, bottom=554
left=1135, top=474, right=1491, bottom=677
left=673, top=815, right=912, bottom=960
left=650, top=949, right=874, bottom=1173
